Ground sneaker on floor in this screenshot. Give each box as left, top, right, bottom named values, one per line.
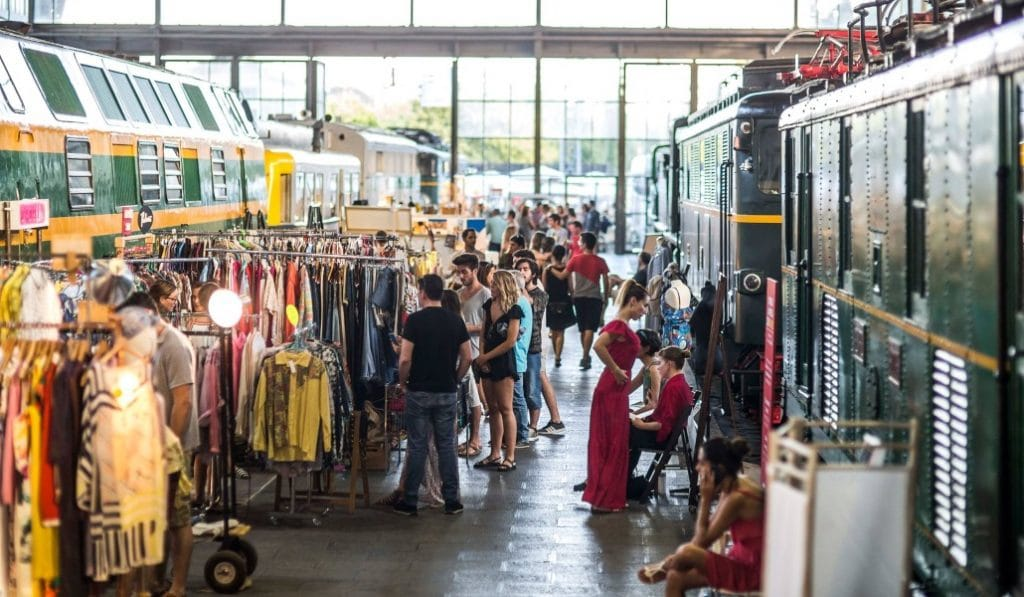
left=573, top=481, right=587, bottom=492
left=392, top=501, right=418, bottom=516
left=516, top=439, right=532, bottom=449
left=527, top=428, right=540, bottom=442
left=444, top=501, right=464, bottom=515
left=580, top=357, right=592, bottom=371
left=538, top=421, right=566, bottom=435
left=555, top=358, right=562, bottom=368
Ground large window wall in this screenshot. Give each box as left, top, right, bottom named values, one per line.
left=24, top=0, right=852, bottom=27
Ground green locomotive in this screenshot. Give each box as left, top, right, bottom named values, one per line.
left=779, top=4, right=1023, bottom=594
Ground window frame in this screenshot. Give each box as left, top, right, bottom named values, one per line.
left=907, top=100, right=927, bottom=308
left=64, top=136, right=95, bottom=211
left=80, top=63, right=126, bottom=122
left=138, top=140, right=162, bottom=205
left=133, top=75, right=172, bottom=126
left=0, top=54, right=25, bottom=114
left=107, top=69, right=151, bottom=124
left=163, top=143, right=184, bottom=203
left=22, top=46, right=86, bottom=121
left=211, top=147, right=228, bottom=200
left=155, top=80, right=192, bottom=128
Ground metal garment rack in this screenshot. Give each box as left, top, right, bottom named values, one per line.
left=203, top=247, right=404, bottom=263
left=152, top=228, right=400, bottom=241
left=122, top=257, right=215, bottom=265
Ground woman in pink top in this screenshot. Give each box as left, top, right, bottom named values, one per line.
left=639, top=437, right=765, bottom=594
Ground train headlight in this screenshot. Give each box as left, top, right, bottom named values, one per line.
left=737, top=269, right=764, bottom=295
left=739, top=120, right=752, bottom=135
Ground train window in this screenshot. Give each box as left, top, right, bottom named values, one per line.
left=328, top=173, right=338, bottom=218
left=155, top=81, right=191, bottom=128
left=81, top=65, right=125, bottom=121
left=182, top=83, right=220, bottom=132
left=754, top=122, right=781, bottom=195
left=133, top=76, right=170, bottom=126
left=163, top=144, right=183, bottom=202
left=138, top=142, right=161, bottom=204
left=211, top=148, right=228, bottom=200
left=292, top=171, right=305, bottom=222
left=907, top=104, right=927, bottom=305
left=783, top=132, right=796, bottom=265
left=0, top=56, right=24, bottom=113
left=839, top=121, right=852, bottom=284
left=215, top=90, right=246, bottom=135
left=108, top=71, right=149, bottom=123
left=65, top=137, right=94, bottom=209
left=872, top=240, right=883, bottom=295
left=23, top=48, right=85, bottom=117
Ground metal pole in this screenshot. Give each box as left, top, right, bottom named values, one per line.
left=615, top=62, right=627, bottom=254
left=450, top=58, right=459, bottom=207
left=534, top=54, right=542, bottom=196
left=305, top=59, right=318, bottom=119
left=689, top=61, right=699, bottom=114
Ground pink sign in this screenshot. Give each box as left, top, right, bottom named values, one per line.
left=761, top=278, right=781, bottom=481
left=0, top=199, right=50, bottom=230
left=121, top=207, right=134, bottom=236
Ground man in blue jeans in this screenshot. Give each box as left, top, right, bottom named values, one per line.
left=395, top=274, right=472, bottom=516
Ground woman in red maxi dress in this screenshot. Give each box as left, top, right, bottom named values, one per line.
left=582, top=280, right=650, bottom=513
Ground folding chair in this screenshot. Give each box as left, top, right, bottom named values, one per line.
left=640, top=390, right=701, bottom=502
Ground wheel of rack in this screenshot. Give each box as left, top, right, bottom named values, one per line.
left=204, top=550, right=247, bottom=594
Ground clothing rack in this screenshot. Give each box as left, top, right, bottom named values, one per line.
left=153, top=228, right=399, bottom=241
left=122, top=257, right=214, bottom=265
left=204, top=247, right=404, bottom=263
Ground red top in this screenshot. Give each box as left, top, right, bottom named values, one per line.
left=647, top=373, right=694, bottom=443
left=569, top=233, right=582, bottom=257
left=565, top=253, right=609, bottom=284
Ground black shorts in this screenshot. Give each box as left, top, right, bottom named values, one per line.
left=573, top=297, right=604, bottom=332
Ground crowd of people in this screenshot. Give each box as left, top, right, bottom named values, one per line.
left=393, top=198, right=765, bottom=595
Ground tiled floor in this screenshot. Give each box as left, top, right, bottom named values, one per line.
left=189, top=254, right=695, bottom=596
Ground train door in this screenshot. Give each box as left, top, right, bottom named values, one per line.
left=796, top=125, right=814, bottom=392
left=1007, top=74, right=1024, bottom=591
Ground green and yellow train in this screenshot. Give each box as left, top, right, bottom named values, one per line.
left=780, top=4, right=1024, bottom=594
left=0, top=30, right=267, bottom=256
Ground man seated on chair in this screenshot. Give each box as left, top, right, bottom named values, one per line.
left=627, top=346, right=695, bottom=476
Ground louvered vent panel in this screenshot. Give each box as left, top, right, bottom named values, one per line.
left=821, top=294, right=840, bottom=426
left=931, top=349, right=969, bottom=567
left=702, top=136, right=715, bottom=201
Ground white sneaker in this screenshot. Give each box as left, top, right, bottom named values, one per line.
left=527, top=428, right=540, bottom=442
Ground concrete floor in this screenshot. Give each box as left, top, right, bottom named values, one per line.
left=189, top=254, right=696, bottom=596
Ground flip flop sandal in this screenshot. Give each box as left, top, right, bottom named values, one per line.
left=496, top=459, right=517, bottom=472
left=473, top=455, right=502, bottom=469
left=457, top=443, right=482, bottom=458
left=638, top=563, right=667, bottom=584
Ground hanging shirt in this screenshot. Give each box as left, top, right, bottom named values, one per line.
left=251, top=350, right=331, bottom=462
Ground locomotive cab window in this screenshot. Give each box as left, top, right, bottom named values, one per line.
left=783, top=131, right=796, bottom=265
left=0, top=55, right=23, bottom=113
left=754, top=121, right=781, bottom=195
left=65, top=137, right=94, bottom=210
left=23, top=48, right=86, bottom=118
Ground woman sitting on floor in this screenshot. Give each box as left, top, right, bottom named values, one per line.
left=638, top=437, right=764, bottom=595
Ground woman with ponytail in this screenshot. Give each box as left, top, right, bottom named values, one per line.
left=638, top=436, right=765, bottom=594
left=580, top=278, right=649, bottom=513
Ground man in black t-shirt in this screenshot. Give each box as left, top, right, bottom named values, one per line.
left=396, top=274, right=472, bottom=516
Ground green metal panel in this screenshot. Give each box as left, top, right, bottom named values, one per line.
left=111, top=153, right=137, bottom=206
left=22, top=48, right=85, bottom=117
left=967, top=77, right=1001, bottom=358
left=182, top=156, right=200, bottom=203
left=848, top=112, right=871, bottom=299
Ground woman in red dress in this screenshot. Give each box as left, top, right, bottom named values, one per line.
left=637, top=437, right=765, bottom=594
left=582, top=279, right=650, bottom=513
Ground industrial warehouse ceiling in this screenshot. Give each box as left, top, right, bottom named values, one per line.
left=16, top=0, right=847, bottom=60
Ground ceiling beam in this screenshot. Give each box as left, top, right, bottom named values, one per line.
left=27, top=24, right=818, bottom=61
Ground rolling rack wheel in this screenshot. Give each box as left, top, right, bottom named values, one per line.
left=204, top=550, right=247, bottom=594
left=222, top=535, right=259, bottom=575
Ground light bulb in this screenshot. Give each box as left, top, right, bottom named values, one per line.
left=208, top=289, right=242, bottom=328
